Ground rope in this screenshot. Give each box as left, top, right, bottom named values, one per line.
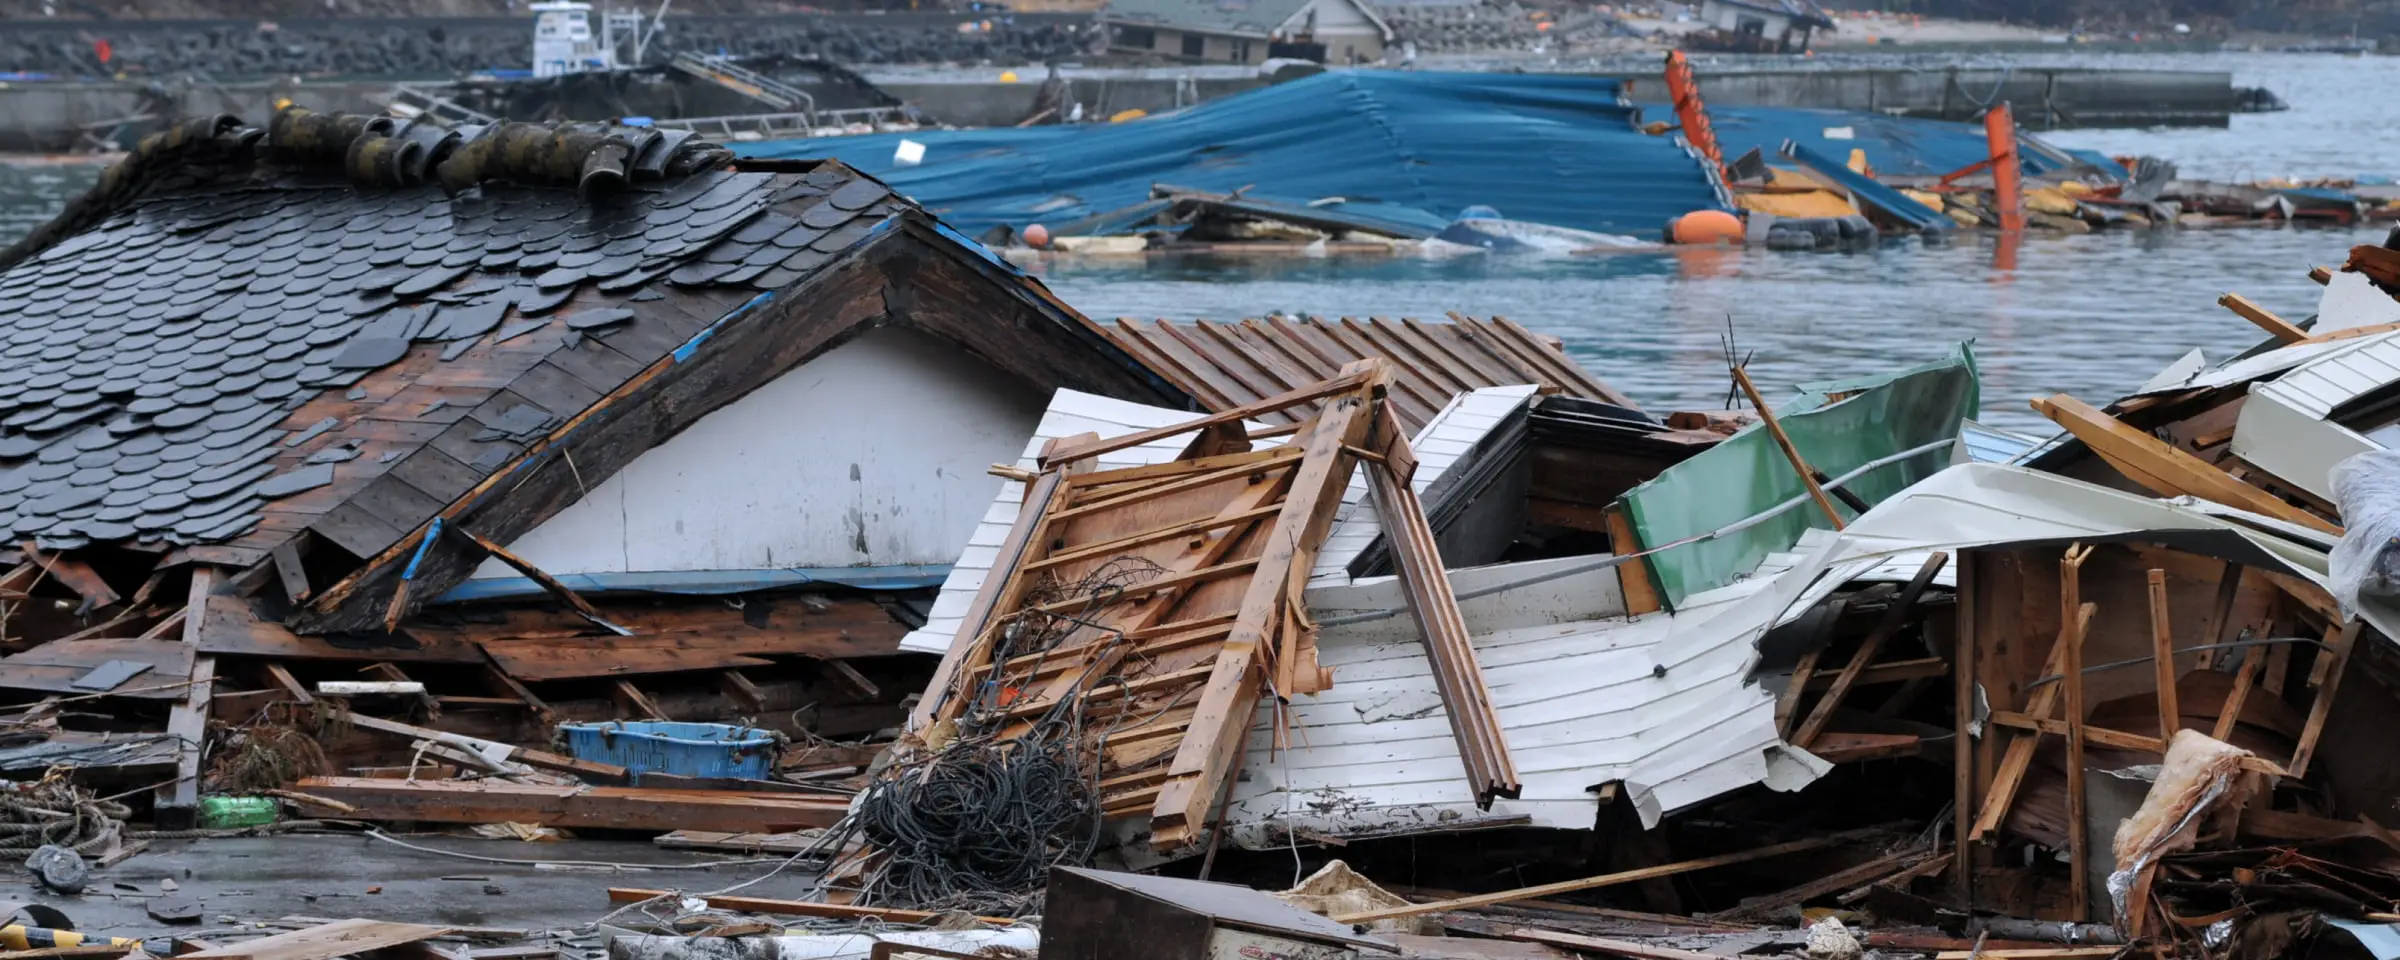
left=0, top=780, right=131, bottom=854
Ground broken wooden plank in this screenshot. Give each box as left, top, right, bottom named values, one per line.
left=1333, top=831, right=1867, bottom=922
left=338, top=712, right=630, bottom=783
left=1732, top=366, right=1845, bottom=528
left=2288, top=618, right=2361, bottom=779
left=450, top=525, right=629, bottom=636
left=1795, top=552, right=1948, bottom=747
left=1366, top=402, right=1518, bottom=806
left=2147, top=568, right=2179, bottom=742
left=2031, top=393, right=2341, bottom=536
left=1808, top=732, right=1924, bottom=763
left=288, top=777, right=847, bottom=832
left=1706, top=847, right=1938, bottom=921
left=2063, top=550, right=2092, bottom=923
left=1038, top=367, right=1374, bottom=467
left=1499, top=930, right=1721, bottom=960
left=1150, top=373, right=1379, bottom=848
left=2219, top=292, right=2306, bottom=343
left=178, top=919, right=452, bottom=960
left=605, top=889, right=1011, bottom=927
left=1987, top=712, right=2164, bottom=753
left=158, top=567, right=219, bottom=829
left=1968, top=595, right=2095, bottom=841
left=2212, top=647, right=2264, bottom=741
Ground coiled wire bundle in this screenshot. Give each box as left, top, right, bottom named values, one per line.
left=851, top=728, right=1099, bottom=910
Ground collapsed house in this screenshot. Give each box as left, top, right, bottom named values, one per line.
left=0, top=106, right=1203, bottom=827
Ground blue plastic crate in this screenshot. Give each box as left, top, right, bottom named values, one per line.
left=558, top=721, right=776, bottom=782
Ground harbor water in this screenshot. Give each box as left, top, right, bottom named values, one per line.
left=0, top=52, right=2391, bottom=433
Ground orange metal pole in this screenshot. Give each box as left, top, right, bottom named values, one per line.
left=1983, top=102, right=2025, bottom=233
left=1664, top=51, right=1726, bottom=182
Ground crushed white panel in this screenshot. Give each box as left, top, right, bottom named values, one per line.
left=2132, top=348, right=2210, bottom=396
left=2316, top=272, right=2400, bottom=335
left=1228, top=545, right=1832, bottom=845
left=897, top=390, right=1270, bottom=656
left=1220, top=462, right=2358, bottom=849
left=1308, top=385, right=1540, bottom=587
left=2233, top=330, right=2400, bottom=500
left=2123, top=338, right=2350, bottom=398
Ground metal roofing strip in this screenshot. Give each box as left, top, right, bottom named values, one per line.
left=1193, top=320, right=1317, bottom=406
left=1402, top=316, right=1523, bottom=389
left=1491, top=316, right=1634, bottom=407
left=1320, top=318, right=1450, bottom=425
left=1365, top=316, right=1482, bottom=403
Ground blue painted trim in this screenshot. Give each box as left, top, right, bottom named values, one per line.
left=1779, top=139, right=1955, bottom=233
left=431, top=564, right=952, bottom=603
left=400, top=518, right=442, bottom=581
left=675, top=291, right=774, bottom=363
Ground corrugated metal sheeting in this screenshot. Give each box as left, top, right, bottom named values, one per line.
left=2233, top=330, right=2400, bottom=501
left=735, top=72, right=1732, bottom=239
left=1311, top=386, right=1541, bottom=586
left=1102, top=315, right=1633, bottom=435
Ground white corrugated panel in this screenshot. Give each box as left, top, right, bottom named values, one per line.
left=2233, top=330, right=2400, bottom=500
left=1218, top=463, right=2358, bottom=850
left=1307, top=385, right=1540, bottom=586
left=2251, top=331, right=2400, bottom=418
left=897, top=390, right=1271, bottom=656
left=1227, top=541, right=1841, bottom=845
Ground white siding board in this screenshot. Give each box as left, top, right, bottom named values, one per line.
left=1306, top=385, right=1539, bottom=586
left=477, top=327, right=1047, bottom=581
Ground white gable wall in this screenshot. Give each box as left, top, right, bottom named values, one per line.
left=472, top=325, right=1049, bottom=579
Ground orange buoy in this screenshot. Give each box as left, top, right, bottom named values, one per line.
left=1022, top=223, right=1051, bottom=248
left=1671, top=209, right=1744, bottom=245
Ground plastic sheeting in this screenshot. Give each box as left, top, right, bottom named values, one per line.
left=1620, top=344, right=1981, bottom=608
left=2330, top=449, right=2400, bottom=620
left=737, top=72, right=1731, bottom=238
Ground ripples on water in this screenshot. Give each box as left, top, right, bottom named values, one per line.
left=1038, top=226, right=2365, bottom=432
left=0, top=53, right=2387, bottom=432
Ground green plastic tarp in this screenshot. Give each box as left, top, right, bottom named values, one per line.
left=1620, top=343, right=1982, bottom=609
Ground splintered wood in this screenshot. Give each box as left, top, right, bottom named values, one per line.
left=913, top=361, right=1515, bottom=850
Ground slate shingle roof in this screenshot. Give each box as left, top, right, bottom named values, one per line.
left=0, top=108, right=908, bottom=562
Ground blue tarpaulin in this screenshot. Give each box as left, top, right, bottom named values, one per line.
left=737, top=71, right=1732, bottom=239
left=1665, top=103, right=2085, bottom=179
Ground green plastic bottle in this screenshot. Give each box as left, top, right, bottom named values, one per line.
left=197, top=796, right=278, bottom=829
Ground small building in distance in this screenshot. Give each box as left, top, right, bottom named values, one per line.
left=1688, top=0, right=1834, bottom=53
left=1102, top=0, right=1393, bottom=64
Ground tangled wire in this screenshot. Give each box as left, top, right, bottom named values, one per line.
left=849, top=729, right=1099, bottom=911
left=0, top=775, right=129, bottom=854
left=810, top=557, right=1172, bottom=911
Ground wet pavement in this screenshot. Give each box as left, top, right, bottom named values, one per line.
left=0, top=834, right=820, bottom=942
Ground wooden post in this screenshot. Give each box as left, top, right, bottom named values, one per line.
left=2060, top=546, right=2093, bottom=924
left=1953, top=557, right=1977, bottom=902
left=1732, top=366, right=1845, bottom=530
left=1982, top=102, right=2024, bottom=233
left=2194, top=562, right=2242, bottom=669
left=2147, top=569, right=2179, bottom=740
left=157, top=567, right=221, bottom=830
left=1794, top=553, right=1949, bottom=747
left=2211, top=648, right=2262, bottom=741
left=2289, top=619, right=2361, bottom=779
